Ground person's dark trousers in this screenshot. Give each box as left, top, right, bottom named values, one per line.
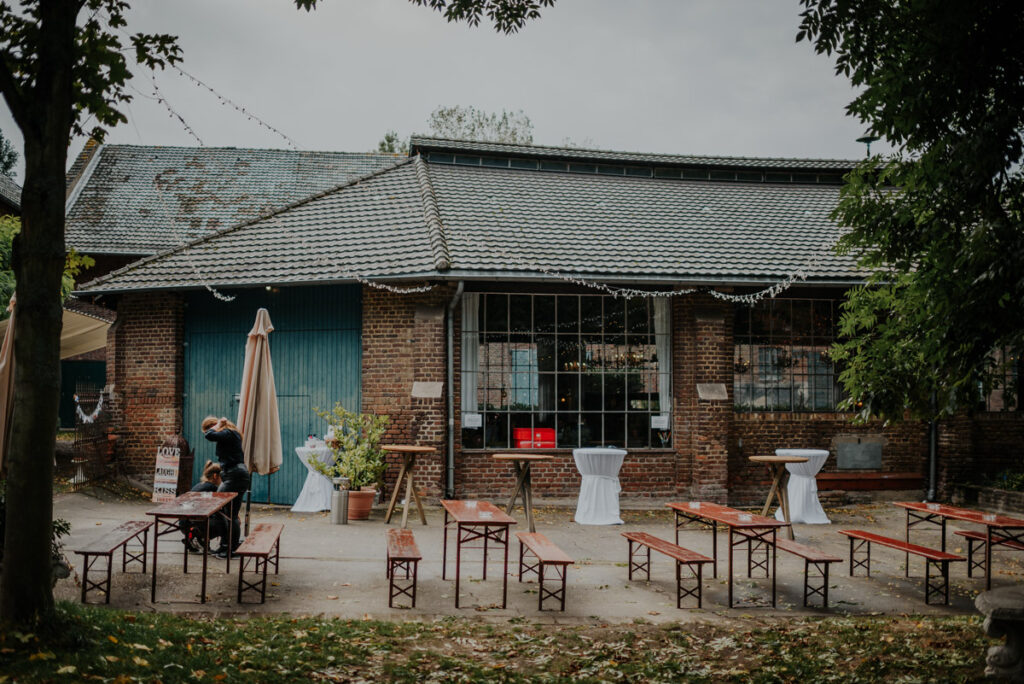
left=217, top=464, right=251, bottom=553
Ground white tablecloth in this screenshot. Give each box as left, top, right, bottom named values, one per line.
left=292, top=446, right=335, bottom=513
left=773, top=448, right=831, bottom=524
left=573, top=448, right=628, bottom=525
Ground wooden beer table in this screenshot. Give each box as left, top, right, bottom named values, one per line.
left=441, top=500, right=517, bottom=609
left=492, top=453, right=553, bottom=533
left=146, top=491, right=236, bottom=604
left=749, top=454, right=808, bottom=540
left=666, top=501, right=789, bottom=607
left=895, top=501, right=1024, bottom=590
left=383, top=445, right=435, bottom=528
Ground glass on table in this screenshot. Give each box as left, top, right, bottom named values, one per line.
left=926, top=503, right=940, bottom=511
left=738, top=513, right=752, bottom=522
left=983, top=513, right=997, bottom=522
left=688, top=501, right=701, bottom=510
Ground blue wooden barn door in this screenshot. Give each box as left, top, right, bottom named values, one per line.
left=183, top=285, right=361, bottom=505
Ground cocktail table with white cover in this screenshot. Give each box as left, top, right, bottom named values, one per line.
left=573, top=447, right=628, bottom=525
left=292, top=445, right=334, bottom=513
left=773, top=448, right=831, bottom=524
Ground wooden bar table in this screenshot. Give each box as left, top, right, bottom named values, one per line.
left=383, top=445, right=435, bottom=528
left=492, top=453, right=553, bottom=533
left=666, top=501, right=788, bottom=607
left=441, top=500, right=517, bottom=609
left=749, top=454, right=808, bottom=540
left=146, top=491, right=236, bottom=604
left=895, top=501, right=1024, bottom=590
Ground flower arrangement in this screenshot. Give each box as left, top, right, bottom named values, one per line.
left=310, top=403, right=389, bottom=490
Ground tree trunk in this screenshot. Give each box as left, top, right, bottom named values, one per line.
left=0, top=0, right=77, bottom=627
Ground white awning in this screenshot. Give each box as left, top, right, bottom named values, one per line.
left=0, top=308, right=110, bottom=360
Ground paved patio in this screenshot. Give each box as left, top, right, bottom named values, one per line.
left=53, top=488, right=1022, bottom=624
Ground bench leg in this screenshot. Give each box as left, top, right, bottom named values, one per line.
left=848, top=538, right=871, bottom=577
left=966, top=538, right=985, bottom=578
left=925, top=559, right=951, bottom=606
left=626, top=540, right=651, bottom=581
left=746, top=536, right=769, bottom=578
left=388, top=558, right=418, bottom=608
left=804, top=560, right=833, bottom=609
left=237, top=554, right=273, bottom=604
left=675, top=561, right=703, bottom=609
left=121, top=530, right=148, bottom=574
left=80, top=553, right=114, bottom=604
left=536, top=562, right=568, bottom=611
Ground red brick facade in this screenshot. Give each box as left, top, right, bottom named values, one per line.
left=106, top=292, right=184, bottom=481
left=106, top=285, right=1024, bottom=505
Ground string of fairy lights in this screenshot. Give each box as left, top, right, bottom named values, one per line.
left=120, top=20, right=843, bottom=305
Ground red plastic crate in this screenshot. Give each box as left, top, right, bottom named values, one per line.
left=513, top=428, right=555, bottom=449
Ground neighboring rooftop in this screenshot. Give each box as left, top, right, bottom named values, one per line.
left=81, top=138, right=862, bottom=295
left=0, top=173, right=20, bottom=213
left=64, top=144, right=404, bottom=255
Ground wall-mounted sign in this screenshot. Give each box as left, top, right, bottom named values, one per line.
left=463, top=413, right=482, bottom=429
left=651, top=415, right=670, bottom=430
left=152, top=445, right=181, bottom=503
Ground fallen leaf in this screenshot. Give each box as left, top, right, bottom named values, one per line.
left=133, top=656, right=150, bottom=666
left=105, top=655, right=119, bottom=663
left=56, top=665, right=77, bottom=674
left=107, top=635, right=118, bottom=644
left=29, top=651, right=55, bottom=661
left=326, top=595, right=338, bottom=600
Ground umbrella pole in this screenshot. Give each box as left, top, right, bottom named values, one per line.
left=244, top=489, right=252, bottom=537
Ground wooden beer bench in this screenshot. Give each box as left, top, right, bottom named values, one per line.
left=954, top=529, right=1024, bottom=578
left=515, top=532, right=573, bottom=611
left=235, top=523, right=283, bottom=604
left=73, top=520, right=153, bottom=604
left=622, top=532, right=713, bottom=608
left=735, top=529, right=841, bottom=608
left=839, top=529, right=963, bottom=605
left=386, top=528, right=421, bottom=608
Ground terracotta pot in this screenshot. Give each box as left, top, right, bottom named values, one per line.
left=347, top=489, right=376, bottom=520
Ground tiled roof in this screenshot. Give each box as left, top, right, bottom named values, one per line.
left=80, top=143, right=864, bottom=295
left=410, top=136, right=858, bottom=172
left=64, top=144, right=404, bottom=255
left=0, top=173, right=20, bottom=212
left=81, top=159, right=439, bottom=292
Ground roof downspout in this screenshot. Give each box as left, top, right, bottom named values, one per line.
left=446, top=280, right=464, bottom=498
left=927, top=391, right=938, bottom=501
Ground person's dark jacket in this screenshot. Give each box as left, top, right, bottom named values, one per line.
left=204, top=428, right=245, bottom=470
left=191, top=481, right=217, bottom=493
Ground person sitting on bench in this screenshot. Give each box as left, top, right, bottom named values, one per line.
left=180, top=461, right=225, bottom=553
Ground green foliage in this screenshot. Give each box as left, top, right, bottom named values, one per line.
left=407, top=0, right=555, bottom=34
left=0, top=605, right=991, bottom=682
left=799, top=1, right=1024, bottom=420
left=428, top=104, right=533, bottom=144
left=310, top=404, right=389, bottom=489
left=0, top=215, right=95, bottom=320
left=986, top=469, right=1024, bottom=492
left=376, top=130, right=408, bottom=155
left=0, top=128, right=17, bottom=178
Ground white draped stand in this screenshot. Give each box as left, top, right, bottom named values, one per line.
left=773, top=448, right=831, bottom=524
left=573, top=447, right=628, bottom=525
left=292, top=446, right=335, bottom=513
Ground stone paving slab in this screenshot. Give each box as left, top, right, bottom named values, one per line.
left=53, top=489, right=1023, bottom=623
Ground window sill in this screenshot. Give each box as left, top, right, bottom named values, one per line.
left=461, top=447, right=677, bottom=454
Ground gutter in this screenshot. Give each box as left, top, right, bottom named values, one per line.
left=446, top=280, right=464, bottom=498
left=927, top=391, right=938, bottom=501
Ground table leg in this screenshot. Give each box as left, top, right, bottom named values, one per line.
left=505, top=461, right=529, bottom=515
left=401, top=469, right=413, bottom=530
left=728, top=526, right=734, bottom=608
left=410, top=466, right=428, bottom=526
left=151, top=517, right=159, bottom=603
left=771, top=528, right=777, bottom=607
left=502, top=525, right=509, bottom=609
left=761, top=465, right=781, bottom=517
left=455, top=522, right=463, bottom=608
left=442, top=510, right=449, bottom=580
left=200, top=517, right=209, bottom=604
left=778, top=470, right=795, bottom=540
left=483, top=522, right=489, bottom=580
left=385, top=458, right=409, bottom=524
left=523, top=464, right=536, bottom=533
left=712, top=521, right=718, bottom=579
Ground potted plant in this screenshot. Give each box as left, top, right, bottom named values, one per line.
left=310, top=404, right=389, bottom=520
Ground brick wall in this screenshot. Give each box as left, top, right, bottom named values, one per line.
left=362, top=285, right=453, bottom=500
left=106, top=292, right=184, bottom=481
left=971, top=413, right=1024, bottom=480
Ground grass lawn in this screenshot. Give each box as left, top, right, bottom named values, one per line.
left=0, top=603, right=990, bottom=682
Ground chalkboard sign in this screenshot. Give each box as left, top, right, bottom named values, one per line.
left=836, top=440, right=883, bottom=469
left=152, top=445, right=181, bottom=502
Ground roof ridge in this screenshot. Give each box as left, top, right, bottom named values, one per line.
left=101, top=143, right=404, bottom=159
left=78, top=156, right=417, bottom=292
left=413, top=155, right=450, bottom=272
left=409, top=135, right=859, bottom=167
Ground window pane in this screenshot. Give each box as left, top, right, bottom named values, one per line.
left=581, top=374, right=603, bottom=411
left=557, top=374, right=578, bottom=411
left=536, top=336, right=556, bottom=372
left=605, top=298, right=625, bottom=334
left=534, top=296, right=555, bottom=333
left=627, top=297, right=649, bottom=334
left=556, top=415, right=578, bottom=448
left=604, top=412, right=625, bottom=447
left=580, top=296, right=602, bottom=333
left=558, top=338, right=580, bottom=370
left=605, top=373, right=626, bottom=411
left=627, top=413, right=650, bottom=448
left=510, top=295, right=531, bottom=333
left=580, top=413, right=602, bottom=447
left=484, top=412, right=508, bottom=448
left=485, top=294, right=508, bottom=332
left=557, top=296, right=579, bottom=333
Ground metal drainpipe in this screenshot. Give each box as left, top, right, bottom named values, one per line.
left=927, top=390, right=938, bottom=501
left=446, top=281, right=465, bottom=498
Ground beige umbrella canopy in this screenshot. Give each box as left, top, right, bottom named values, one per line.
left=0, top=298, right=15, bottom=472
left=236, top=308, right=282, bottom=533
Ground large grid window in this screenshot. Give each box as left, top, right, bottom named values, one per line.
left=982, top=348, right=1020, bottom=412
left=461, top=293, right=672, bottom=449
left=734, top=299, right=844, bottom=411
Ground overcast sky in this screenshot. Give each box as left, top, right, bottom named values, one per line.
left=1, top=0, right=893, bottom=183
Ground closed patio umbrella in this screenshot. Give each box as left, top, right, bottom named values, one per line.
left=236, top=307, right=283, bottom=534
left=0, top=297, right=15, bottom=473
